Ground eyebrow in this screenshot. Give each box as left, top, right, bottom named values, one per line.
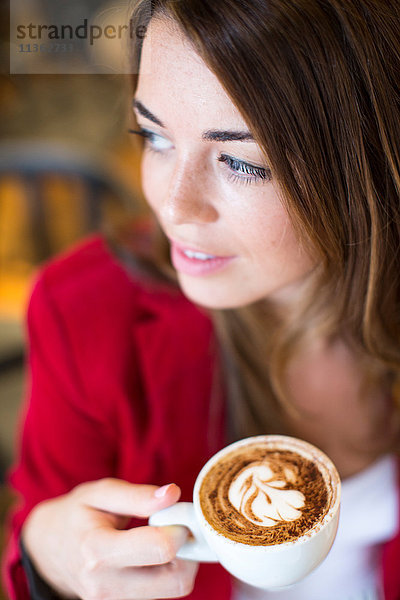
left=133, top=99, right=255, bottom=142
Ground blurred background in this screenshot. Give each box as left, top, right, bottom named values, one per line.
left=1, top=1, right=146, bottom=596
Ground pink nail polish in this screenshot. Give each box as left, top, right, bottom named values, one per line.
left=154, top=484, right=171, bottom=498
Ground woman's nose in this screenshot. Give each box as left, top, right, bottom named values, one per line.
left=160, top=164, right=218, bottom=226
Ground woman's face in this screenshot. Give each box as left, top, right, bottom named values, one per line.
left=134, top=18, right=315, bottom=309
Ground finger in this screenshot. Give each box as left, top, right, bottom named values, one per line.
left=81, top=524, right=189, bottom=569
left=75, top=479, right=181, bottom=518
left=124, top=559, right=199, bottom=599
left=82, top=558, right=199, bottom=600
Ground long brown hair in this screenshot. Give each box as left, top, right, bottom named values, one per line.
left=121, top=0, right=400, bottom=448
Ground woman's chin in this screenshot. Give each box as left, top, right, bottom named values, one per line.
left=176, top=273, right=259, bottom=310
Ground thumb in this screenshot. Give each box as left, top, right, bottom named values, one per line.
left=75, top=478, right=181, bottom=518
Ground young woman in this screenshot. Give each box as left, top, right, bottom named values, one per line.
left=3, top=1, right=400, bottom=599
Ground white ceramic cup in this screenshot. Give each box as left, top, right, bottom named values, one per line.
left=149, top=435, right=341, bottom=590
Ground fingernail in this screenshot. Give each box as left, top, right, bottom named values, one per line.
left=154, top=484, right=172, bottom=498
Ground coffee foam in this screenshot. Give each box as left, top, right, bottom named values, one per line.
left=199, top=443, right=331, bottom=545
left=228, top=462, right=305, bottom=527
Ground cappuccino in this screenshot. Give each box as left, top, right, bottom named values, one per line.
left=199, top=439, right=333, bottom=545
left=150, top=435, right=341, bottom=588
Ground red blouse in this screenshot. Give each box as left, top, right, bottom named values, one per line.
left=2, top=236, right=399, bottom=599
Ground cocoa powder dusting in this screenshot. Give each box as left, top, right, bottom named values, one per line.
left=199, top=445, right=330, bottom=545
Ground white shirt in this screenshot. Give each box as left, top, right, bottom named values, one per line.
left=232, top=454, right=399, bottom=600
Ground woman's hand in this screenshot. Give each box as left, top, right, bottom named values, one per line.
left=22, top=479, right=198, bottom=599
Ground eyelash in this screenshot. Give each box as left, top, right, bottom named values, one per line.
left=129, top=128, right=272, bottom=185
left=217, top=154, right=272, bottom=185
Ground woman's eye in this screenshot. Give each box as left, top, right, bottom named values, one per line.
left=218, top=153, right=272, bottom=185
left=128, top=131, right=271, bottom=185
left=129, top=128, right=172, bottom=153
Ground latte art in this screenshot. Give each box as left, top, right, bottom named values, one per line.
left=199, top=442, right=332, bottom=545
left=228, top=462, right=305, bottom=526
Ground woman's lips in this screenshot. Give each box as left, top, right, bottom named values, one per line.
left=169, top=240, right=236, bottom=276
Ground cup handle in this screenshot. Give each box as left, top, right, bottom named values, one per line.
left=149, top=502, right=218, bottom=563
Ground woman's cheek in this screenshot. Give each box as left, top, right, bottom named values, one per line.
left=141, top=154, right=174, bottom=215
left=141, top=156, right=160, bottom=212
